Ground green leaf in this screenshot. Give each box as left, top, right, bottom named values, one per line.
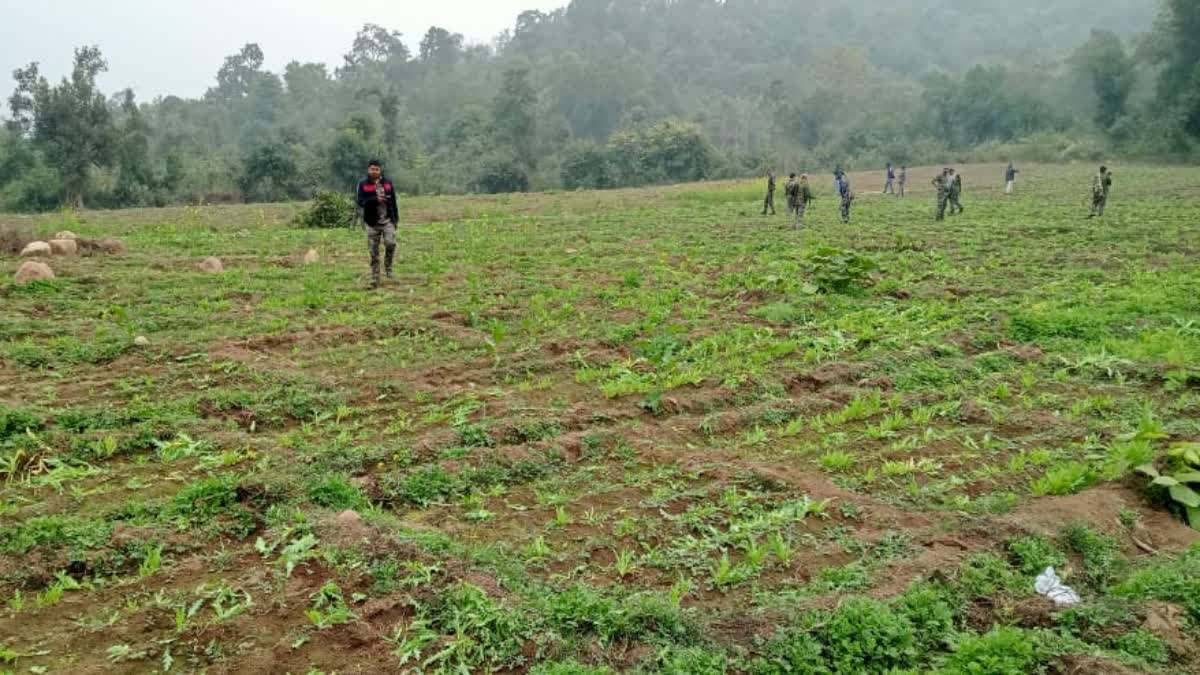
left=1136, top=464, right=1160, bottom=478
left=1187, top=506, right=1200, bottom=531
left=1168, top=484, right=1200, bottom=508
left=1152, top=476, right=1180, bottom=487
left=1170, top=471, right=1200, bottom=484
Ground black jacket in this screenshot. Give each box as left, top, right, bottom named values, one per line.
left=356, top=176, right=399, bottom=226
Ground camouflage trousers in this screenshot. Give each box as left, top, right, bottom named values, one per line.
left=1090, top=193, right=1108, bottom=216
left=935, top=194, right=948, bottom=221
left=793, top=201, right=808, bottom=228
left=840, top=197, right=852, bottom=224
left=367, top=221, right=397, bottom=280
left=948, top=192, right=963, bottom=215
left=762, top=192, right=776, bottom=215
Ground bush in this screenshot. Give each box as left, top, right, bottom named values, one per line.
left=814, top=597, right=917, bottom=672
left=293, top=190, right=356, bottom=229
left=803, top=247, right=879, bottom=294
left=1008, top=535, right=1067, bottom=576
left=306, top=474, right=365, bottom=510
left=937, top=627, right=1040, bottom=675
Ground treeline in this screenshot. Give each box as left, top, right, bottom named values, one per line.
left=1, top=0, right=1197, bottom=211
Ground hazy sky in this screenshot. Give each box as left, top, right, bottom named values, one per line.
left=1, top=0, right=567, bottom=101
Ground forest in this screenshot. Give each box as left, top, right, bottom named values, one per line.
left=1, top=0, right=1197, bottom=210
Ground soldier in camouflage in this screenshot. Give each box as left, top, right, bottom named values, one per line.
left=794, top=174, right=814, bottom=228
left=785, top=173, right=799, bottom=217
left=1088, top=166, right=1113, bottom=218
left=947, top=168, right=964, bottom=215
left=762, top=170, right=777, bottom=216
left=838, top=174, right=853, bottom=224
left=932, top=168, right=949, bottom=221
left=356, top=160, right=400, bottom=288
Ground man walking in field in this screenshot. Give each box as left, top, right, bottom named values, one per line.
left=1088, top=165, right=1113, bottom=218
left=947, top=168, right=964, bottom=215
left=794, top=174, right=814, bottom=228
left=884, top=163, right=896, bottom=195
left=785, top=173, right=800, bottom=217
left=838, top=174, right=853, bottom=224
left=1005, top=162, right=1019, bottom=195
left=762, top=169, right=777, bottom=216
left=932, top=168, right=949, bottom=221
left=356, top=159, right=400, bottom=288
left=898, top=165, right=907, bottom=197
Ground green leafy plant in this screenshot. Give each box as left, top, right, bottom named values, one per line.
left=293, top=191, right=356, bottom=229
left=802, top=247, right=879, bottom=294
left=1137, top=443, right=1200, bottom=529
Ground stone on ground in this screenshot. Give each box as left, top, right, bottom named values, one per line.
left=303, top=248, right=320, bottom=264
left=199, top=256, right=224, bottom=273
left=49, top=239, right=78, bottom=256
left=54, top=230, right=78, bottom=240
left=19, top=241, right=51, bottom=258
left=99, top=238, right=126, bottom=254
left=14, top=261, right=54, bottom=285
left=133, top=336, right=150, bottom=347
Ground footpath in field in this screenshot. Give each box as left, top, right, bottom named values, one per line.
left=1, top=163, right=1199, bottom=673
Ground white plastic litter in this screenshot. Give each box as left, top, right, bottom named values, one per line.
left=1035, top=567, right=1081, bottom=607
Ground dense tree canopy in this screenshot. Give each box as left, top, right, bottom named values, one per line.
left=1, top=0, right=1193, bottom=212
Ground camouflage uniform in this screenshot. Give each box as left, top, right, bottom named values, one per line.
left=898, top=166, right=907, bottom=197
left=794, top=177, right=814, bottom=228
left=948, top=172, right=964, bottom=215
left=932, top=171, right=949, bottom=221
left=785, top=176, right=799, bottom=216
left=1090, top=170, right=1113, bottom=217
left=838, top=178, right=853, bottom=224
left=762, top=173, right=777, bottom=215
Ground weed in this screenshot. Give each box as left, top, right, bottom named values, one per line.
left=1031, top=462, right=1097, bottom=496
left=305, top=582, right=357, bottom=629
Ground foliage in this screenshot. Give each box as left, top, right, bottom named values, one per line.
left=802, top=247, right=878, bottom=294
left=294, top=190, right=356, bottom=228
left=937, top=627, right=1041, bottom=675
left=1137, top=443, right=1200, bottom=530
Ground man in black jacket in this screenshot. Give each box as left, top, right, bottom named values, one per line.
left=356, top=160, right=400, bottom=287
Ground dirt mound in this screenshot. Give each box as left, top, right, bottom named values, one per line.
left=198, top=256, right=224, bottom=273
left=49, top=239, right=78, bottom=256
left=19, top=241, right=51, bottom=258
left=14, top=261, right=55, bottom=285
left=54, top=230, right=77, bottom=240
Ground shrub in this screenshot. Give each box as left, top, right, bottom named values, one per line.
left=1030, top=462, right=1097, bottom=496
left=293, top=190, right=356, bottom=229
left=937, top=627, right=1040, bottom=675
left=814, top=597, right=917, bottom=672
left=1007, top=535, right=1067, bottom=576
left=803, top=247, right=878, bottom=294
left=306, top=474, right=365, bottom=510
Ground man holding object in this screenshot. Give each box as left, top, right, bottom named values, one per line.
left=357, top=160, right=400, bottom=288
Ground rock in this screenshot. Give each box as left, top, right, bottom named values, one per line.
left=14, top=261, right=54, bottom=285
left=133, top=336, right=150, bottom=347
left=19, top=241, right=51, bottom=258
left=48, top=239, right=78, bottom=256
left=98, top=238, right=126, bottom=254
left=335, top=509, right=362, bottom=527
left=302, top=248, right=320, bottom=264
left=198, top=256, right=224, bottom=273
left=54, top=230, right=77, bottom=240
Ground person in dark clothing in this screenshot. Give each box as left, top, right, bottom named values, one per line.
left=762, top=170, right=777, bottom=215
left=838, top=175, right=853, bottom=224
left=356, top=160, right=400, bottom=287
left=898, top=165, right=907, bottom=197
left=884, top=163, right=896, bottom=194
left=1005, top=162, right=1019, bottom=195
left=785, top=173, right=800, bottom=216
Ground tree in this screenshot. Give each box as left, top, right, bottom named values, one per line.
left=472, top=149, right=529, bottom=194
left=341, top=24, right=410, bottom=74
left=1143, top=0, right=1200, bottom=138
left=1071, top=30, right=1135, bottom=129
left=493, top=68, right=538, bottom=171
left=420, top=27, right=464, bottom=72
left=210, top=44, right=266, bottom=101
left=114, top=89, right=157, bottom=205
left=7, top=46, right=117, bottom=207
left=560, top=141, right=614, bottom=189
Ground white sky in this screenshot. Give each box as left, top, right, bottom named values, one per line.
left=0, top=0, right=567, bottom=101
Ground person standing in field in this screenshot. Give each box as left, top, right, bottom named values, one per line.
left=838, top=174, right=853, bottom=224
left=794, top=174, right=815, bottom=228
left=947, top=168, right=964, bottom=215
left=898, top=165, right=907, bottom=197
left=932, top=168, right=949, bottom=221
left=833, top=165, right=844, bottom=193
left=1088, top=166, right=1113, bottom=218
left=762, top=169, right=777, bottom=216
left=884, top=163, right=896, bottom=194
left=785, top=173, right=800, bottom=217
left=356, top=159, right=399, bottom=288
left=1005, top=162, right=1019, bottom=195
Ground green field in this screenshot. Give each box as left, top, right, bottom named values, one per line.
left=2, top=162, right=1199, bottom=674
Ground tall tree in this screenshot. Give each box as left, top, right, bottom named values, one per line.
left=419, top=27, right=464, bottom=73
left=8, top=46, right=117, bottom=207
left=114, top=89, right=156, bottom=205
left=1143, top=0, right=1200, bottom=137
left=493, top=68, right=538, bottom=171
left=1071, top=30, right=1135, bottom=129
